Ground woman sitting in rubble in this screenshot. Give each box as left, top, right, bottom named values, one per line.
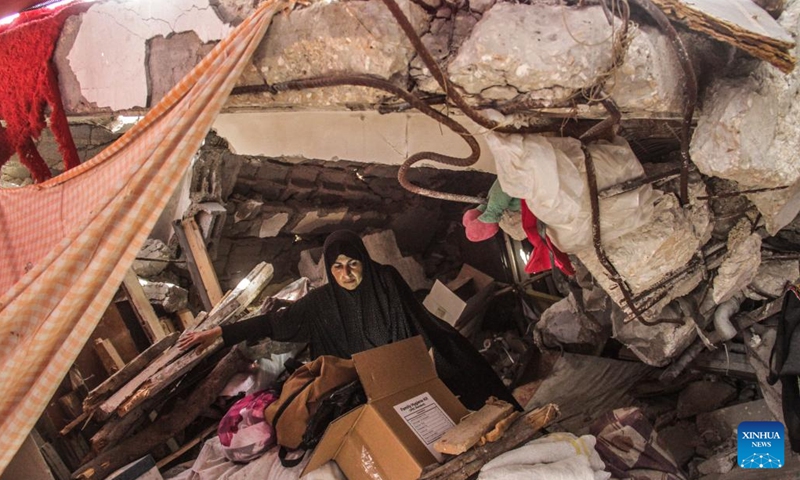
left=178, top=229, right=519, bottom=411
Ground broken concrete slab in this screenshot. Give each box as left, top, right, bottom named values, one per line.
left=448, top=3, right=620, bottom=105
left=611, top=299, right=699, bottom=367
left=535, top=294, right=608, bottom=353
left=691, top=0, right=800, bottom=233
left=746, top=258, right=800, bottom=300
left=446, top=3, right=684, bottom=115
left=712, top=219, right=762, bottom=304
left=676, top=380, right=738, bottom=419
left=133, top=239, right=171, bottom=278
left=140, top=280, right=189, bottom=313
left=235, top=0, right=427, bottom=109
left=577, top=193, right=705, bottom=321
left=650, top=0, right=795, bottom=73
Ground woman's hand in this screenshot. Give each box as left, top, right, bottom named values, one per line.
left=177, top=326, right=222, bottom=352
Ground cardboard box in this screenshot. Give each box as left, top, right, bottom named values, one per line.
left=422, top=264, right=496, bottom=329
left=302, top=336, right=469, bottom=480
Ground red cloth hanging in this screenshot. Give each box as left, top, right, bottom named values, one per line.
left=0, top=2, right=88, bottom=182
left=521, top=200, right=575, bottom=276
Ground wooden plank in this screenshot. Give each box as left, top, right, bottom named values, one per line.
left=117, top=263, right=274, bottom=417
left=175, top=309, right=196, bottom=330
left=84, top=332, right=179, bottom=411
left=420, top=404, right=560, bottom=480
left=121, top=269, right=167, bottom=343
left=31, top=430, right=71, bottom=480
left=174, top=217, right=223, bottom=310
left=59, top=411, right=90, bottom=437
left=434, top=398, right=515, bottom=455
left=156, top=425, right=217, bottom=469
left=93, top=338, right=126, bottom=376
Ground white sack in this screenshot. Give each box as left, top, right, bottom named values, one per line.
left=487, top=133, right=657, bottom=253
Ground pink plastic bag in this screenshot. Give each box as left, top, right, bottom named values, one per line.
left=218, top=389, right=278, bottom=462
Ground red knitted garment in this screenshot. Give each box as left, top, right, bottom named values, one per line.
left=0, top=2, right=88, bottom=182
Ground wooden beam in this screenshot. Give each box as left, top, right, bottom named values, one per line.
left=74, top=346, right=252, bottom=480
left=173, top=217, right=223, bottom=311
left=84, top=332, right=179, bottom=411
left=93, top=338, right=126, bottom=376
left=121, top=270, right=167, bottom=343
left=420, top=404, right=560, bottom=480
left=434, top=398, right=515, bottom=455
left=175, top=309, right=196, bottom=330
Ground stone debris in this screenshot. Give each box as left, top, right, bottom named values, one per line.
left=712, top=219, right=762, bottom=304
left=132, top=239, right=172, bottom=279
left=534, top=294, right=608, bottom=353
left=140, top=281, right=189, bottom=313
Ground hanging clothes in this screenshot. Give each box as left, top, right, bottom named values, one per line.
left=521, top=200, right=575, bottom=276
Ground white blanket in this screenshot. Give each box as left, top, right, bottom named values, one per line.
left=166, top=437, right=344, bottom=480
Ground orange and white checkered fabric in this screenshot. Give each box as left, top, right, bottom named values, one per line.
left=0, top=0, right=289, bottom=472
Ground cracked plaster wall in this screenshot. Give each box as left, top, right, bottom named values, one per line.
left=62, top=0, right=231, bottom=111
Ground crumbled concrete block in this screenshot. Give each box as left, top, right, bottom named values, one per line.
left=133, top=239, right=171, bottom=278
left=140, top=281, right=189, bottom=313
left=446, top=3, right=683, bottom=115
left=578, top=193, right=705, bottom=321
left=241, top=0, right=427, bottom=109
left=611, top=300, right=699, bottom=367
left=536, top=294, right=608, bottom=350
left=746, top=259, right=800, bottom=300
left=712, top=219, right=762, bottom=304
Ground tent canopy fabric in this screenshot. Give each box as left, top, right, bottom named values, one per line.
left=0, top=0, right=291, bottom=472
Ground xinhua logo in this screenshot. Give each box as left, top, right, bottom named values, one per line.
left=738, top=421, right=784, bottom=469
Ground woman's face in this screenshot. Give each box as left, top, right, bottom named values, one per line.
left=331, top=254, right=364, bottom=290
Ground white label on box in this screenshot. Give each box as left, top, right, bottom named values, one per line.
left=393, top=392, right=455, bottom=462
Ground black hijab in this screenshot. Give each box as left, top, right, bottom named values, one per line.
left=320, top=230, right=416, bottom=354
